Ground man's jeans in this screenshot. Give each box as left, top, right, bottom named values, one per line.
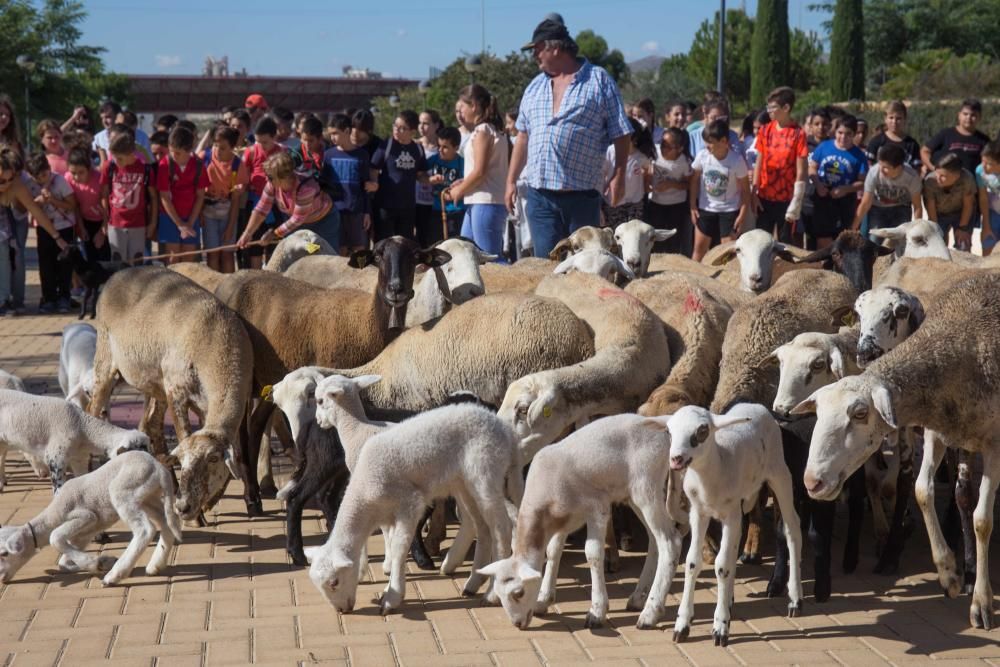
left=523, top=187, right=601, bottom=258
left=10, top=212, right=28, bottom=308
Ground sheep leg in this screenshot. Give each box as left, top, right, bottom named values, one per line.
left=142, top=500, right=176, bottom=576
left=627, top=505, right=659, bottom=612
left=633, top=496, right=681, bottom=630
left=955, top=451, right=978, bottom=595
left=809, top=498, right=835, bottom=603
left=712, top=514, right=741, bottom=647
left=913, top=431, right=961, bottom=598
left=103, top=487, right=159, bottom=585
left=842, top=468, right=865, bottom=574
left=457, top=490, right=493, bottom=597
left=165, top=391, right=191, bottom=442
left=969, top=448, right=998, bottom=630
left=480, top=492, right=515, bottom=605
left=240, top=401, right=270, bottom=516
left=139, top=396, right=167, bottom=457
left=673, top=509, right=707, bottom=642
left=87, top=334, right=117, bottom=421
left=865, top=454, right=891, bottom=555
left=874, top=434, right=913, bottom=575
left=379, top=509, right=422, bottom=615
left=285, top=486, right=309, bottom=567
left=605, top=513, right=621, bottom=573
left=50, top=511, right=103, bottom=572
left=0, top=443, right=7, bottom=491
left=768, top=471, right=804, bottom=617
left=257, top=430, right=275, bottom=498
left=535, top=532, right=566, bottom=615
left=441, top=497, right=475, bottom=575
left=424, top=502, right=447, bottom=557
left=738, top=489, right=765, bottom=565
left=583, top=512, right=611, bottom=628
left=409, top=505, right=436, bottom=571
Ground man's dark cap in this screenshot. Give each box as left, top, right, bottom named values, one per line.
left=521, top=18, right=571, bottom=51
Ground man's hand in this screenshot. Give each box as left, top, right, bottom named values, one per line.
left=504, top=182, right=517, bottom=214
left=363, top=214, right=372, bottom=231
left=608, top=171, right=625, bottom=207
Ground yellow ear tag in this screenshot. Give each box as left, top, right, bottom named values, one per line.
left=542, top=406, right=552, bottom=418
left=260, top=385, right=273, bottom=401
left=305, top=242, right=321, bottom=254
left=841, top=311, right=857, bottom=327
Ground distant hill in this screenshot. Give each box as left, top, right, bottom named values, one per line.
left=629, top=55, right=665, bottom=74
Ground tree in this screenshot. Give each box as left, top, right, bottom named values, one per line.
left=789, top=30, right=826, bottom=94
left=0, top=0, right=127, bottom=139
left=829, top=0, right=865, bottom=100
left=750, top=0, right=790, bottom=106
left=621, top=54, right=705, bottom=112
left=686, top=8, right=756, bottom=104
left=575, top=30, right=629, bottom=84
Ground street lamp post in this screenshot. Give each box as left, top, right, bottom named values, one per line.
left=15, top=56, right=35, bottom=149
left=716, top=0, right=726, bottom=94
left=464, top=55, right=482, bottom=86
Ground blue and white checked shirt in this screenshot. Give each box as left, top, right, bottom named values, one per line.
left=516, top=59, right=633, bottom=192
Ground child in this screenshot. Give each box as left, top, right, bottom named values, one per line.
left=92, top=101, right=122, bottom=166
left=602, top=117, right=653, bottom=228
left=415, top=110, right=442, bottom=246
left=922, top=99, right=990, bottom=175
left=371, top=110, right=427, bottom=241
left=66, top=147, right=110, bottom=261
left=156, top=125, right=209, bottom=263
left=852, top=143, right=923, bottom=235
left=37, top=120, right=68, bottom=175
left=228, top=109, right=252, bottom=151
left=753, top=87, right=808, bottom=244
left=807, top=115, right=868, bottom=248
left=102, top=131, right=157, bottom=262
left=241, top=116, right=285, bottom=268
left=324, top=113, right=375, bottom=255
left=202, top=125, right=249, bottom=273
left=293, top=117, right=327, bottom=177
left=25, top=153, right=77, bottom=313
left=427, top=126, right=466, bottom=239
left=854, top=119, right=869, bottom=150
left=923, top=153, right=976, bottom=251
left=647, top=126, right=692, bottom=255
left=689, top=120, right=750, bottom=261
left=272, top=107, right=299, bottom=150
left=866, top=101, right=921, bottom=170
left=149, top=131, right=169, bottom=164
left=976, top=141, right=1000, bottom=256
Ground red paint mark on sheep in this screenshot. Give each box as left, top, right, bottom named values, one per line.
left=684, top=291, right=704, bottom=314
left=596, top=287, right=643, bottom=307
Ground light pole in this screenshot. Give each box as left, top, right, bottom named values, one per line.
left=15, top=55, right=35, bottom=148
left=388, top=95, right=400, bottom=109
left=716, top=0, right=725, bottom=94
left=418, top=80, right=431, bottom=96
left=464, top=54, right=482, bottom=86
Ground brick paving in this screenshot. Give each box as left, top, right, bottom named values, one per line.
left=0, top=261, right=998, bottom=666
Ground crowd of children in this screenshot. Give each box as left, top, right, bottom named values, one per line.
left=2, top=85, right=1000, bottom=314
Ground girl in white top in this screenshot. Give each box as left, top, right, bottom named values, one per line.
left=646, top=126, right=693, bottom=254
left=446, top=84, right=509, bottom=259
left=601, top=118, right=654, bottom=228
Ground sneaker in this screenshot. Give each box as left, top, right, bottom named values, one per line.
left=38, top=302, right=56, bottom=314
left=9, top=303, right=25, bottom=317
left=56, top=298, right=71, bottom=314
left=70, top=287, right=85, bottom=298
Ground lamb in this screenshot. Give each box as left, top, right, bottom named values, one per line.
left=89, top=267, right=252, bottom=522
left=790, top=271, right=1000, bottom=629
left=480, top=414, right=688, bottom=631
left=0, top=450, right=182, bottom=586
left=547, top=225, right=616, bottom=259
left=499, top=272, right=670, bottom=460
left=0, top=370, right=24, bottom=392
left=0, top=389, right=149, bottom=491
left=664, top=404, right=803, bottom=646
left=215, top=237, right=450, bottom=513
left=169, top=262, right=228, bottom=293
left=703, top=228, right=803, bottom=293
left=60, top=244, right=127, bottom=319
left=480, top=257, right=557, bottom=294
left=792, top=230, right=895, bottom=292
left=264, top=228, right=336, bottom=272
left=612, top=219, right=677, bottom=276
left=553, top=248, right=635, bottom=283
left=869, top=218, right=951, bottom=259
left=306, top=403, right=522, bottom=614
left=0, top=372, right=47, bottom=484
left=59, top=322, right=97, bottom=411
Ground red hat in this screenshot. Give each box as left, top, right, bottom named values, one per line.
left=245, top=94, right=269, bottom=110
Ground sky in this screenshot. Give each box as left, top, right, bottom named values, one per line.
left=78, top=0, right=829, bottom=80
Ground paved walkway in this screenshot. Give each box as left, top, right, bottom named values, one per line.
left=0, top=264, right=998, bottom=666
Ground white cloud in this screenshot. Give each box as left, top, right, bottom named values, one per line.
left=641, top=41, right=659, bottom=53
left=155, top=54, right=181, bottom=68
left=396, top=28, right=407, bottom=37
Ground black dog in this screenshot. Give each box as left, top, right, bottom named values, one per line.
left=59, top=244, right=128, bottom=319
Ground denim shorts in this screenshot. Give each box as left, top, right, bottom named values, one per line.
left=202, top=215, right=235, bottom=249
left=157, top=212, right=200, bottom=245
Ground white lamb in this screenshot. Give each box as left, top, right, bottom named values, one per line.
left=0, top=372, right=46, bottom=485
left=58, top=322, right=98, bottom=410
left=0, top=450, right=182, bottom=586
left=0, top=389, right=149, bottom=491
left=553, top=248, right=635, bottom=282
left=664, top=404, right=803, bottom=646
left=307, top=400, right=522, bottom=614
left=478, top=413, right=685, bottom=631
left=0, top=370, right=24, bottom=392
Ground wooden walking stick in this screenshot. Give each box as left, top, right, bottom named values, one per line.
left=440, top=189, right=450, bottom=240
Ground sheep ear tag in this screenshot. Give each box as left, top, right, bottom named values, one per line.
left=260, top=385, right=273, bottom=401
left=542, top=406, right=552, bottom=418
left=306, top=242, right=321, bottom=254
left=841, top=311, right=857, bottom=327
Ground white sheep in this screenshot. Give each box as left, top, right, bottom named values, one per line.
left=705, top=228, right=800, bottom=293
left=264, top=229, right=336, bottom=272
left=0, top=370, right=24, bottom=392
left=0, top=450, right=181, bottom=586
left=869, top=219, right=950, bottom=259
left=547, top=226, right=616, bottom=259
left=613, top=219, right=678, bottom=276
left=58, top=322, right=97, bottom=410
left=478, top=413, right=684, bottom=630
left=306, top=402, right=522, bottom=614
left=0, top=390, right=149, bottom=491
left=851, top=286, right=925, bottom=367
left=552, top=248, right=635, bottom=282
left=664, top=404, right=803, bottom=646
left=769, top=329, right=860, bottom=419
left=0, top=373, right=47, bottom=487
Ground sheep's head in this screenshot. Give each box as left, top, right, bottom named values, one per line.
left=477, top=557, right=543, bottom=629
left=793, top=230, right=893, bottom=293
left=169, top=430, right=231, bottom=521
left=308, top=547, right=360, bottom=613
left=851, top=287, right=925, bottom=367
left=428, top=237, right=494, bottom=304
left=267, top=229, right=332, bottom=271
left=711, top=229, right=797, bottom=294
left=547, top=226, right=616, bottom=260
left=350, top=237, right=451, bottom=330
left=65, top=368, right=96, bottom=411
left=614, top=219, right=677, bottom=276
left=314, top=374, right=382, bottom=430
left=0, top=525, right=38, bottom=583
left=270, top=367, right=330, bottom=441
left=869, top=219, right=950, bottom=260
left=497, top=374, right=566, bottom=461
left=658, top=405, right=750, bottom=470
left=553, top=248, right=634, bottom=283
left=790, top=375, right=897, bottom=501
left=637, top=384, right=693, bottom=417
left=767, top=333, right=850, bottom=418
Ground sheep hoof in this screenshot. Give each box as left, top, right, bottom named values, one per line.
left=604, top=553, right=620, bottom=573
left=813, top=576, right=831, bottom=603
left=787, top=600, right=803, bottom=618
left=461, top=587, right=477, bottom=598
left=625, top=593, right=646, bottom=612
left=672, top=626, right=690, bottom=643
left=765, top=580, right=786, bottom=599
left=738, top=552, right=761, bottom=566
left=94, top=532, right=112, bottom=545
left=379, top=600, right=394, bottom=616
left=970, top=596, right=994, bottom=630
left=636, top=605, right=662, bottom=629
left=842, top=552, right=859, bottom=574
left=962, top=571, right=975, bottom=596
left=411, top=552, right=435, bottom=571
left=289, top=550, right=308, bottom=567
left=584, top=612, right=603, bottom=629
left=258, top=481, right=278, bottom=499
left=712, top=629, right=729, bottom=647
left=97, top=555, right=117, bottom=572
left=246, top=500, right=264, bottom=517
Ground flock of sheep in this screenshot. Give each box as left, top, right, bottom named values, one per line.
left=0, top=217, right=997, bottom=645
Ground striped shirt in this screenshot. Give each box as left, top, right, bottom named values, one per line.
left=254, top=177, right=332, bottom=238
left=516, top=59, right=633, bottom=192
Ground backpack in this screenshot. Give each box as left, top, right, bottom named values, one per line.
left=292, top=143, right=343, bottom=202
left=202, top=148, right=242, bottom=191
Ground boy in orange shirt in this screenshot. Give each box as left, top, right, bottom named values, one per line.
left=752, top=87, right=808, bottom=244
